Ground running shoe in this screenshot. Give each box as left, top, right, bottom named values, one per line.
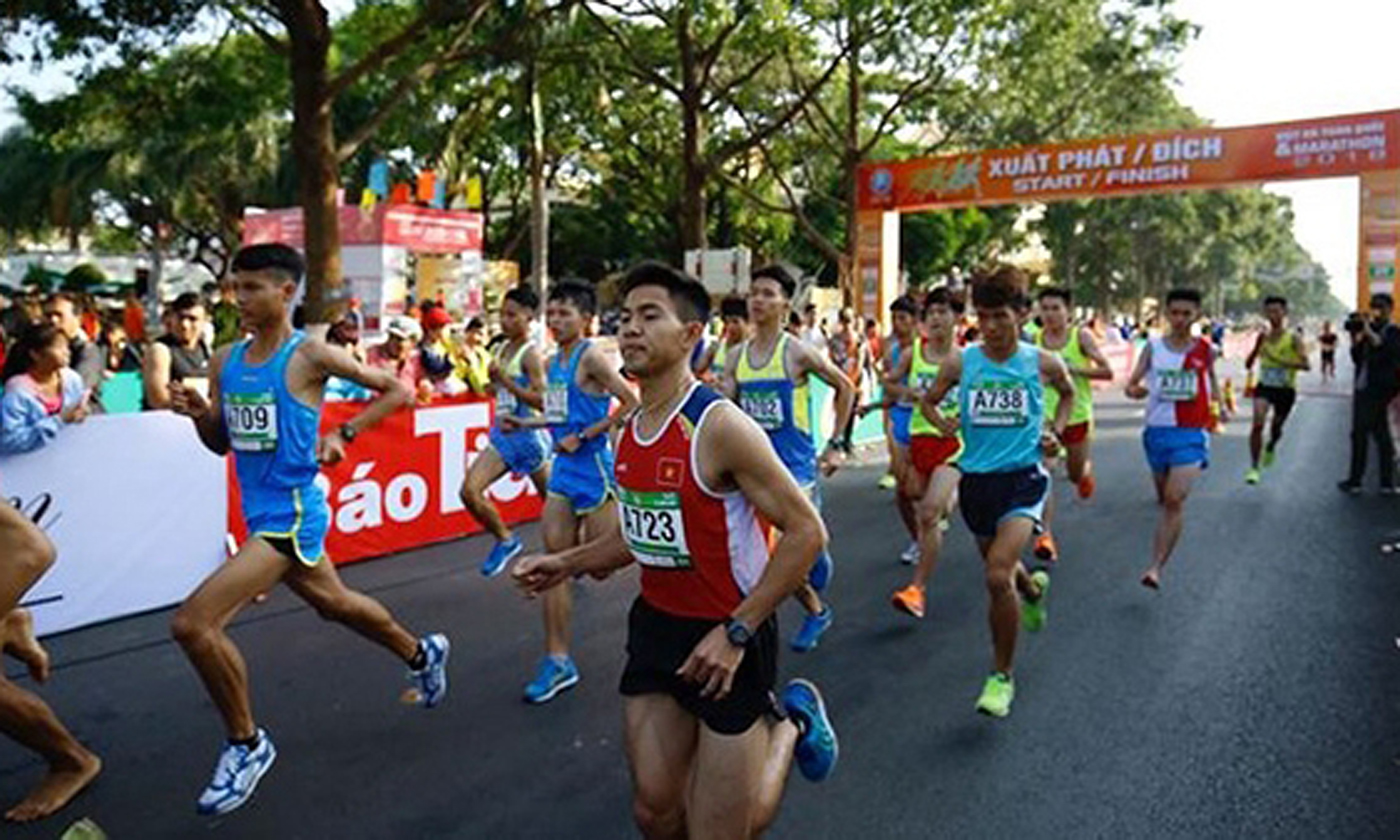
left=1021, top=570, right=1050, bottom=632
left=808, top=549, right=834, bottom=593
left=481, top=534, right=523, bottom=578
left=899, top=541, right=919, bottom=565
left=523, top=655, right=579, bottom=704
left=1262, top=448, right=1276, bottom=469
left=1381, top=485, right=1400, bottom=496
left=878, top=473, right=897, bottom=490
left=404, top=633, right=451, bottom=709
left=975, top=673, right=1015, bottom=718
left=1337, top=480, right=1362, bottom=495
left=1033, top=533, right=1058, bottom=564
left=1077, top=473, right=1096, bottom=500
left=1245, top=468, right=1261, bottom=485
left=791, top=607, right=834, bottom=653
left=891, top=585, right=925, bottom=619
left=196, top=728, right=277, bottom=816
left=781, top=679, right=838, bottom=782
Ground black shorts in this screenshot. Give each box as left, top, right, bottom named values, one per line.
left=958, top=465, right=1050, bottom=539
left=1254, top=385, right=1297, bottom=417
left=619, top=598, right=779, bottom=735
left=1321, top=350, right=1336, bottom=364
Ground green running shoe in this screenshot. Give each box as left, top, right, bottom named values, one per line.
left=1022, top=570, right=1050, bottom=632
left=975, top=672, right=1015, bottom=718
left=1262, top=449, right=1276, bottom=469
left=1245, top=468, right=1261, bottom=485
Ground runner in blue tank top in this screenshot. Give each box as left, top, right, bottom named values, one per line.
left=167, top=244, right=450, bottom=817
left=919, top=265, right=1075, bottom=720
left=500, top=280, right=638, bottom=704
left=460, top=285, right=552, bottom=579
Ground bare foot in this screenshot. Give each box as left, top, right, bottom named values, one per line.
left=3, top=609, right=50, bottom=683
left=1140, top=568, right=1161, bottom=590
left=4, top=752, right=101, bottom=823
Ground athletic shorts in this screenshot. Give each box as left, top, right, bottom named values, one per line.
left=488, top=426, right=550, bottom=476
left=1061, top=421, right=1091, bottom=446
left=958, top=465, right=1050, bottom=539
left=1321, top=350, right=1335, bottom=364
left=245, top=483, right=329, bottom=566
left=889, top=405, right=913, bottom=448
left=619, top=597, right=780, bottom=735
left=1142, top=426, right=1210, bottom=474
left=910, top=435, right=963, bottom=476
left=547, top=447, right=615, bottom=513
left=1254, top=385, right=1297, bottom=417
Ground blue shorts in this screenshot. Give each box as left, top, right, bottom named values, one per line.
left=488, top=426, right=550, bottom=476
left=1142, top=427, right=1210, bottom=474
left=548, top=447, right=615, bottom=514
left=890, top=405, right=913, bottom=448
left=245, top=483, right=329, bottom=566
left=958, top=465, right=1050, bottom=539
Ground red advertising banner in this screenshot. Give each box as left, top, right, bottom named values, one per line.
left=228, top=396, right=543, bottom=566
left=243, top=205, right=484, bottom=253
left=857, top=109, right=1400, bottom=212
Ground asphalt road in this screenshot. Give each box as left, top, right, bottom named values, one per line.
left=4, top=368, right=1397, bottom=839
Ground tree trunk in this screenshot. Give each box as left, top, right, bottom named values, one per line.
left=284, top=1, right=342, bottom=324
left=677, top=9, right=706, bottom=254
left=526, top=58, right=549, bottom=298
left=840, top=18, right=863, bottom=309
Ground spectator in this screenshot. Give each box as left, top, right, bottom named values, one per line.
left=99, top=322, right=140, bottom=373
left=43, top=292, right=104, bottom=392
left=454, top=316, right=491, bottom=395
left=345, top=296, right=365, bottom=332
left=79, top=294, right=101, bottom=341
left=143, top=292, right=213, bottom=410
left=1318, top=321, right=1338, bottom=383
left=210, top=279, right=242, bottom=348
left=122, top=292, right=147, bottom=344
left=0, top=322, right=90, bottom=454
left=419, top=304, right=458, bottom=391
left=367, top=314, right=427, bottom=397
left=325, top=317, right=375, bottom=402
left=786, top=310, right=803, bottom=336
left=828, top=307, right=864, bottom=452
left=800, top=303, right=827, bottom=352
left=1339, top=295, right=1400, bottom=494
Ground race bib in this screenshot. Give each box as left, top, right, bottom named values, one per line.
left=544, top=383, right=569, bottom=424
left=740, top=388, right=785, bottom=430
left=967, top=382, right=1028, bottom=427
left=496, top=386, right=518, bottom=417
left=618, top=488, right=691, bottom=569
left=1259, top=366, right=1289, bottom=388
left=224, top=392, right=278, bottom=452
left=1156, top=369, right=1199, bottom=402
left=183, top=377, right=210, bottom=400
left=915, top=372, right=958, bottom=415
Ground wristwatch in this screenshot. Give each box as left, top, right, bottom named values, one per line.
left=724, top=617, right=753, bottom=648
left=337, top=423, right=358, bottom=443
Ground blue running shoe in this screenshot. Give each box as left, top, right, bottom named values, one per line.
left=781, top=679, right=838, bottom=782
left=481, top=534, right=524, bottom=578
left=196, top=728, right=277, bottom=816
left=808, top=549, right=834, bottom=593
left=523, top=655, right=579, bottom=704
left=790, top=606, right=833, bottom=653
left=404, top=633, right=450, bottom=709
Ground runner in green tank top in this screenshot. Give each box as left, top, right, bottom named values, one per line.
left=1243, top=295, right=1309, bottom=485
left=1031, top=287, right=1114, bottom=564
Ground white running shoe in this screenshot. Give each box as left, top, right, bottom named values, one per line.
left=196, top=728, right=277, bottom=816
left=899, top=541, right=919, bottom=565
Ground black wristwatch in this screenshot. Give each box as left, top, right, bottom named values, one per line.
left=337, top=423, right=358, bottom=443
left=724, top=617, right=753, bottom=648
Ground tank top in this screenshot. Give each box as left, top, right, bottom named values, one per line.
left=494, top=340, right=537, bottom=422
left=222, top=332, right=321, bottom=490
left=1145, top=336, right=1213, bottom=429
left=545, top=339, right=612, bottom=454
left=734, top=333, right=816, bottom=485
left=157, top=334, right=212, bottom=383
left=908, top=337, right=960, bottom=438
left=958, top=343, right=1044, bottom=473
left=1035, top=327, right=1094, bottom=426
left=616, top=384, right=769, bottom=620
left=1257, top=331, right=1302, bottom=389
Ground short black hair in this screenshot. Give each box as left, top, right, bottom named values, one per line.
left=970, top=265, right=1029, bottom=311
left=620, top=261, right=711, bottom=324
left=923, top=285, right=966, bottom=316
left=170, top=291, right=203, bottom=313
left=232, top=243, right=305, bottom=287
left=1165, top=288, right=1203, bottom=307
left=890, top=295, right=918, bottom=317
left=1262, top=295, right=1288, bottom=309
left=720, top=295, right=748, bottom=319
left=504, top=284, right=540, bottom=311
left=1037, top=286, right=1072, bottom=306
left=466, top=316, right=485, bottom=331
left=751, top=264, right=796, bottom=299
left=548, top=279, right=597, bottom=315
left=1373, top=293, right=1394, bottom=309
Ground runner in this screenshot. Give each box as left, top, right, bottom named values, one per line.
left=721, top=264, right=856, bottom=653
left=918, top=266, right=1074, bottom=717
left=887, top=287, right=966, bottom=619
left=1244, top=296, right=1309, bottom=484
left=1124, top=288, right=1226, bottom=589
left=882, top=296, right=920, bottom=561
left=500, top=280, right=638, bottom=703
left=0, top=506, right=101, bottom=823
left=513, top=262, right=838, bottom=838
left=1032, top=287, right=1114, bottom=563
left=697, top=294, right=748, bottom=385
left=167, top=243, right=449, bottom=816
left=460, top=285, right=552, bottom=577
left=1318, top=321, right=1338, bottom=383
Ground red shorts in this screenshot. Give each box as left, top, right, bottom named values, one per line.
left=910, top=435, right=962, bottom=475
left=1061, top=422, right=1091, bottom=446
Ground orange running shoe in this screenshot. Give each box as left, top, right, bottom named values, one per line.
left=1033, top=532, right=1059, bottom=563
left=891, top=585, right=926, bottom=619
left=1077, top=473, right=1096, bottom=500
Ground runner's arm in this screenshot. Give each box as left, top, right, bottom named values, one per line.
left=1244, top=333, right=1263, bottom=369
left=917, top=350, right=962, bottom=435
left=797, top=340, right=857, bottom=449
left=1125, top=341, right=1151, bottom=399
left=304, top=339, right=413, bottom=439
left=1039, top=350, right=1075, bottom=437
left=513, top=522, right=633, bottom=594
left=171, top=345, right=231, bottom=454
left=696, top=341, right=719, bottom=382
left=579, top=344, right=640, bottom=442
left=1291, top=336, right=1311, bottom=371
left=1207, top=345, right=1228, bottom=421
left=497, top=344, right=546, bottom=410
left=1075, top=328, right=1115, bottom=381
left=716, top=343, right=740, bottom=400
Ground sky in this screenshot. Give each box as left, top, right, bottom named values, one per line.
left=1, top=1, right=1397, bottom=306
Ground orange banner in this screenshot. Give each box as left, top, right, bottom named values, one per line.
left=858, top=109, right=1400, bottom=212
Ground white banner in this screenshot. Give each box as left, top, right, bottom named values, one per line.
left=2, top=412, right=226, bottom=636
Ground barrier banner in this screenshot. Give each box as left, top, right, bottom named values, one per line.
left=2, top=413, right=227, bottom=636
left=228, top=395, right=544, bottom=566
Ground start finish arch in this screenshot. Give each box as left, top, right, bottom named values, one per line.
left=852, top=108, right=1400, bottom=322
